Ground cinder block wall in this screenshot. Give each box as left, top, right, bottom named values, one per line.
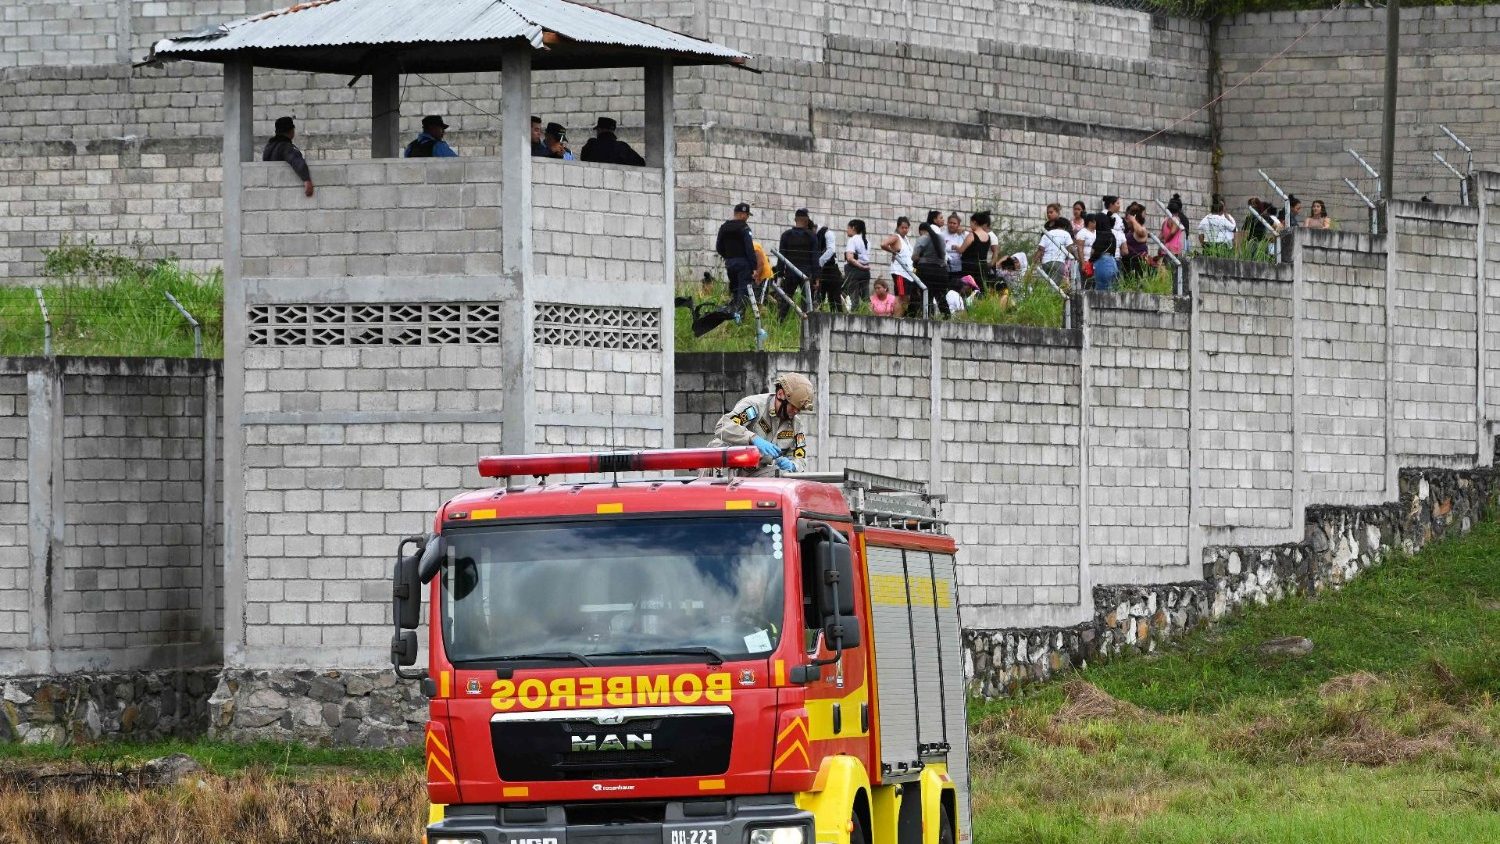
left=680, top=188, right=1500, bottom=634
left=0, top=358, right=222, bottom=676
left=1216, top=4, right=1500, bottom=230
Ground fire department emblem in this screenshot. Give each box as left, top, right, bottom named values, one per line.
left=739, top=669, right=756, bottom=686
left=466, top=678, right=481, bottom=695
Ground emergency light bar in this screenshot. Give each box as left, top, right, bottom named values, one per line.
left=477, top=446, right=761, bottom=478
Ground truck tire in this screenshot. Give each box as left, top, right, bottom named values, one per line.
left=938, top=809, right=955, bottom=844
left=850, top=811, right=868, bottom=844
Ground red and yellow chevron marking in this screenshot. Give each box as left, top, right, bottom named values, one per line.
left=773, top=715, right=810, bottom=770
left=426, top=727, right=456, bottom=786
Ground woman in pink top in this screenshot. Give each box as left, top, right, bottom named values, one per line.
left=1160, top=193, right=1188, bottom=257
left=1070, top=200, right=1087, bottom=233
left=869, top=278, right=896, bottom=316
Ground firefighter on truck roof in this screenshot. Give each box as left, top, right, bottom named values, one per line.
left=708, top=372, right=814, bottom=476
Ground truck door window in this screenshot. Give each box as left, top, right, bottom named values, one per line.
left=440, top=515, right=788, bottom=664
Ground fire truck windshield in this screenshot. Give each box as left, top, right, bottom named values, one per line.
left=440, top=515, right=788, bottom=665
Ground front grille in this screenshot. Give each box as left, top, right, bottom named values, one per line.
left=491, top=710, right=733, bottom=781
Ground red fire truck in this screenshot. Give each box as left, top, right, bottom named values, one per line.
left=391, top=446, right=971, bottom=844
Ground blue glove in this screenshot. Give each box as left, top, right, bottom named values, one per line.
left=750, top=436, right=782, bottom=459
left=775, top=456, right=797, bottom=473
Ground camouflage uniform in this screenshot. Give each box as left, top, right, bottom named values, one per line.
left=709, top=393, right=809, bottom=477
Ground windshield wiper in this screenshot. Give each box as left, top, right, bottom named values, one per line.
left=589, top=646, right=726, bottom=666
left=461, top=651, right=594, bottom=667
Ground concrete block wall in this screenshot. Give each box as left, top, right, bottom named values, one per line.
left=1217, top=4, right=1500, bottom=232
left=1086, top=294, right=1191, bottom=585
left=238, top=345, right=504, bottom=667
left=1390, top=200, right=1479, bottom=465
left=0, top=357, right=221, bottom=676
left=0, top=375, right=28, bottom=652
left=941, top=325, right=1081, bottom=629
left=821, top=315, right=932, bottom=477
left=532, top=160, right=664, bottom=286
left=1299, top=229, right=1389, bottom=501
left=59, top=373, right=212, bottom=657
left=240, top=159, right=504, bottom=280
left=673, top=351, right=819, bottom=452
left=1193, top=260, right=1294, bottom=538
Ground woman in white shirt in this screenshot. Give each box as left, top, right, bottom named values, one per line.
left=1198, top=196, right=1237, bottom=254
left=1074, top=214, right=1097, bottom=283
left=880, top=216, right=916, bottom=317
left=843, top=218, right=872, bottom=305
left=1033, top=218, right=1074, bottom=284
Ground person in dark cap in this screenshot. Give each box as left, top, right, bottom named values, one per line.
left=775, top=209, right=820, bottom=319
left=715, top=202, right=758, bottom=320
left=261, top=116, right=314, bottom=197
left=543, top=122, right=573, bottom=161
left=405, top=115, right=457, bottom=158
left=580, top=116, right=645, bottom=166
left=531, top=116, right=548, bottom=157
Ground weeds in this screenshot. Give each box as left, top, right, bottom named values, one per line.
left=0, top=240, right=223, bottom=358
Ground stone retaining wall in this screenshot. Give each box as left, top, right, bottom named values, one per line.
left=0, top=668, right=218, bottom=743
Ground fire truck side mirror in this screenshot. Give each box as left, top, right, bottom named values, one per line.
left=417, top=533, right=448, bottom=583
left=392, top=630, right=419, bottom=667
left=823, top=614, right=860, bottom=650
left=814, top=539, right=855, bottom=619
left=393, top=548, right=422, bottom=631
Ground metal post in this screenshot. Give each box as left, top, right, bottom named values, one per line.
left=1257, top=169, right=1290, bottom=204
left=1343, top=177, right=1379, bottom=236
left=33, top=288, right=51, bottom=356
left=371, top=70, right=400, bottom=158
left=762, top=275, right=807, bottom=319
left=165, top=290, right=203, bottom=357
left=1348, top=148, right=1382, bottom=201
left=1440, top=125, right=1473, bottom=205
left=1380, top=0, right=1400, bottom=211
left=769, top=247, right=813, bottom=314
left=906, top=275, right=929, bottom=319
left=1434, top=152, right=1466, bottom=202
left=1148, top=232, right=1185, bottom=295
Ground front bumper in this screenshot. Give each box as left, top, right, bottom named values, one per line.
left=428, top=795, right=814, bottom=844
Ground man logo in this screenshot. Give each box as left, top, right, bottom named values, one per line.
left=570, top=732, right=653, bottom=752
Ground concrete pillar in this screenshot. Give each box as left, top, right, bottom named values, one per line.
left=645, top=60, right=676, bottom=452
left=371, top=71, right=401, bottom=159
left=221, top=61, right=253, bottom=666
left=499, top=44, right=535, bottom=454
left=25, top=366, right=62, bottom=674
left=200, top=369, right=218, bottom=650
left=1476, top=178, right=1491, bottom=465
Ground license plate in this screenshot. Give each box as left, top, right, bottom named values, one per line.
left=670, top=829, right=718, bottom=844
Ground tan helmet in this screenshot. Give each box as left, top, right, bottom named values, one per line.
left=774, top=372, right=815, bottom=411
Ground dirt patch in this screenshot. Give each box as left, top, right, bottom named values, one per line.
left=1054, top=681, right=1148, bottom=724
left=1316, top=716, right=1456, bottom=766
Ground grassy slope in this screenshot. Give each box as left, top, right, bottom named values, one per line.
left=970, top=519, right=1500, bottom=844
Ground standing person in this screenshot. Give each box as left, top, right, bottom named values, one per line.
left=1304, top=199, right=1334, bottom=230
left=543, top=122, right=573, bottom=160
left=715, top=203, right=757, bottom=320
left=1088, top=212, right=1120, bottom=291
left=531, top=116, right=548, bottom=157
left=1070, top=200, right=1087, bottom=233
left=913, top=219, right=952, bottom=317
left=812, top=217, right=843, bottom=312
left=958, top=211, right=997, bottom=291
left=405, top=115, right=458, bottom=158
left=943, top=212, right=966, bottom=283
left=1160, top=193, right=1188, bottom=258
left=881, top=217, right=917, bottom=317
left=776, top=209, right=820, bottom=319
left=1285, top=195, right=1303, bottom=229
left=580, top=117, right=645, bottom=166
left=1033, top=218, right=1073, bottom=283
left=1103, top=195, right=1126, bottom=259
left=1121, top=202, right=1151, bottom=277
left=1074, top=213, right=1098, bottom=286
left=1045, top=202, right=1063, bottom=228
left=1198, top=196, right=1237, bottom=254
left=261, top=116, right=314, bottom=197
left=843, top=219, right=872, bottom=307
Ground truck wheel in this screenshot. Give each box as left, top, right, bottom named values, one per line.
left=938, top=809, right=955, bottom=844
left=849, top=812, right=868, bottom=844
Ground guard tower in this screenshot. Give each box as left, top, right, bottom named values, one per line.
left=143, top=0, right=748, bottom=741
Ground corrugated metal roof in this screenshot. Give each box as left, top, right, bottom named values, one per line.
left=147, top=0, right=747, bottom=64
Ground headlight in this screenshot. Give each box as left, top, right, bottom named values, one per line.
left=749, top=828, right=806, bottom=844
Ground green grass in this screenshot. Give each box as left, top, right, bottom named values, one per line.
left=0, top=239, right=224, bottom=358
left=970, top=517, right=1500, bottom=844
left=0, top=738, right=419, bottom=777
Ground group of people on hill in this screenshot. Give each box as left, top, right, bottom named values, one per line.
left=712, top=191, right=1339, bottom=320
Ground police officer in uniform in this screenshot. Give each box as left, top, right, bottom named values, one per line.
left=709, top=373, right=814, bottom=476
